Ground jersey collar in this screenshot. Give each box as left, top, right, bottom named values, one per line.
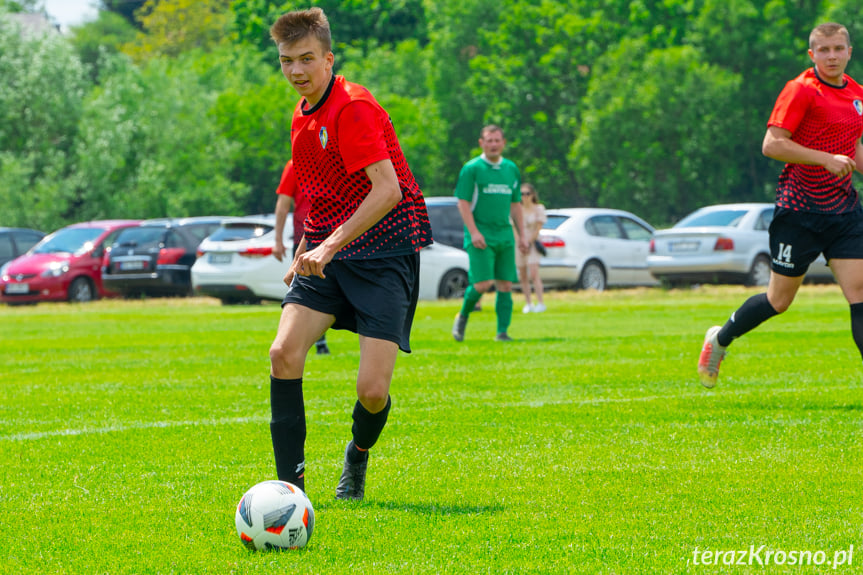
left=813, top=67, right=848, bottom=89
left=480, top=153, right=504, bottom=168
left=302, top=74, right=336, bottom=115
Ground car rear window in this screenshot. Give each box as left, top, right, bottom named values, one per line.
left=115, top=227, right=166, bottom=249
left=208, top=223, right=274, bottom=242
left=543, top=215, right=570, bottom=230
left=675, top=209, right=748, bottom=228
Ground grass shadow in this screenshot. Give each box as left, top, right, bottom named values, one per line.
left=316, top=499, right=505, bottom=516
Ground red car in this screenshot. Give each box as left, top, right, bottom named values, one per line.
left=0, top=220, right=141, bottom=304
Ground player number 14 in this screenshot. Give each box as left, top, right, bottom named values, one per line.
left=777, top=243, right=792, bottom=263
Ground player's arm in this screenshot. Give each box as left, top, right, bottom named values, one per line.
left=274, top=194, right=293, bottom=262
left=457, top=199, right=486, bottom=250
left=762, top=125, right=856, bottom=177
left=293, top=159, right=402, bottom=279
left=510, top=202, right=530, bottom=254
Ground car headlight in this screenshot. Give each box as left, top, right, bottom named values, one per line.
left=41, top=263, right=70, bottom=278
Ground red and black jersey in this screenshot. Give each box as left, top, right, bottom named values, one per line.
left=275, top=160, right=309, bottom=243
left=290, top=75, right=432, bottom=259
left=768, top=68, right=863, bottom=214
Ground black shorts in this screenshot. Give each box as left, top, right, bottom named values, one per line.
left=768, top=207, right=863, bottom=277
left=281, top=253, right=420, bottom=353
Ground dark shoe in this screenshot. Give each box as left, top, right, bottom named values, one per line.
left=316, top=342, right=330, bottom=355
left=452, top=314, right=467, bottom=342
left=494, top=332, right=513, bottom=342
left=335, top=441, right=367, bottom=501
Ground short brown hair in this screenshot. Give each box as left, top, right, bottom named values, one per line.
left=270, top=7, right=332, bottom=53
left=809, top=22, right=851, bottom=49
left=480, top=124, right=504, bottom=139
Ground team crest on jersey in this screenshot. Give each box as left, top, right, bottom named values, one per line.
left=319, top=126, right=328, bottom=149
left=854, top=100, right=863, bottom=116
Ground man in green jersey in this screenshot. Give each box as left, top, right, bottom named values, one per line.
left=452, top=125, right=529, bottom=342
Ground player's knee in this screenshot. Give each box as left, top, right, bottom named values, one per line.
left=357, top=386, right=389, bottom=412
left=269, top=340, right=302, bottom=373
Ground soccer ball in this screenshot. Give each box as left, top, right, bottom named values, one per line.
left=235, top=480, right=315, bottom=551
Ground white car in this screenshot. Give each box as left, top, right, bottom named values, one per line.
left=537, top=208, right=658, bottom=291
left=192, top=215, right=469, bottom=303
left=647, top=203, right=833, bottom=286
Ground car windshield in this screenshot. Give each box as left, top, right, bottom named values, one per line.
left=543, top=215, right=570, bottom=230
left=675, top=209, right=748, bottom=228
left=114, top=227, right=166, bottom=249
left=32, top=228, right=104, bottom=256
left=208, top=223, right=273, bottom=242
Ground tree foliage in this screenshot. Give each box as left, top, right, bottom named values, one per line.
left=4, top=0, right=863, bottom=232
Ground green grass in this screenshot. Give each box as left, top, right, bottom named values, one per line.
left=1, top=286, right=862, bottom=574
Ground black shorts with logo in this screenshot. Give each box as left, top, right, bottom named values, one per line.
left=768, top=206, right=863, bottom=277
left=281, top=252, right=421, bottom=353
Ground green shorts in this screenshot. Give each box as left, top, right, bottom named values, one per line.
left=466, top=241, right=519, bottom=284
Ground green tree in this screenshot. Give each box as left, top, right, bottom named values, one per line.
left=68, top=10, right=138, bottom=81
left=74, top=52, right=249, bottom=220
left=573, top=41, right=744, bottom=224
left=123, top=0, right=234, bottom=62
left=0, top=17, right=88, bottom=229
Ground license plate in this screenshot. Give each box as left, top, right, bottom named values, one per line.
left=120, top=260, right=147, bottom=271
left=209, top=253, right=232, bottom=264
left=5, top=283, right=29, bottom=294
left=669, top=241, right=700, bottom=253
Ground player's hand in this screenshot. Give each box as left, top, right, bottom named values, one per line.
left=273, top=242, right=286, bottom=262
left=824, top=154, right=857, bottom=178
left=518, top=238, right=530, bottom=254
left=470, top=231, right=487, bottom=250
left=292, top=244, right=335, bottom=279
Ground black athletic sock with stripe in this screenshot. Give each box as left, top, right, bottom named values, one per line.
left=717, top=293, right=778, bottom=347
left=269, top=376, right=306, bottom=490
left=850, top=303, right=863, bottom=362
left=350, top=396, right=391, bottom=456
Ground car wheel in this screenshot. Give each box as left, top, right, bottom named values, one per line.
left=578, top=260, right=606, bottom=291
left=438, top=269, right=468, bottom=299
left=746, top=254, right=771, bottom=287
left=68, top=277, right=96, bottom=302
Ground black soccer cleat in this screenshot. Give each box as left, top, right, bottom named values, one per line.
left=335, top=441, right=368, bottom=501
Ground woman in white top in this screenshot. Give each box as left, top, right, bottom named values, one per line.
left=516, top=183, right=547, bottom=313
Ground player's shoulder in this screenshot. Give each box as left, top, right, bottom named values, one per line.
left=843, top=74, right=863, bottom=96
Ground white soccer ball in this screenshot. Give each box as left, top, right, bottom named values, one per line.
left=235, top=480, right=315, bottom=551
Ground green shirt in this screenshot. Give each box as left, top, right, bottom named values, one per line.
left=454, top=154, right=521, bottom=247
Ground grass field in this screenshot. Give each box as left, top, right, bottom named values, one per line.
left=2, top=285, right=862, bottom=574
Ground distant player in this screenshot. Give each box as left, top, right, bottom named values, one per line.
left=451, top=125, right=529, bottom=342
left=273, top=160, right=330, bottom=355
left=698, top=22, right=863, bottom=387
left=267, top=7, right=432, bottom=500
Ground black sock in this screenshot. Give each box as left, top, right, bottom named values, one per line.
left=850, top=303, right=863, bottom=362
left=351, top=396, right=391, bottom=453
left=717, top=293, right=778, bottom=347
left=269, top=376, right=306, bottom=489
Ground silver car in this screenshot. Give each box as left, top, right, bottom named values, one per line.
left=647, top=203, right=833, bottom=286
left=538, top=208, right=658, bottom=291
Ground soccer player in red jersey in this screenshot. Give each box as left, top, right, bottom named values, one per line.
left=699, top=22, right=863, bottom=388
left=274, top=160, right=330, bottom=355
left=267, top=8, right=432, bottom=500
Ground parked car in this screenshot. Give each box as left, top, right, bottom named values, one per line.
left=646, top=203, right=833, bottom=286
left=537, top=208, right=658, bottom=291
left=102, top=216, right=226, bottom=297
left=0, top=227, right=45, bottom=267
left=0, top=220, right=141, bottom=304
left=192, top=214, right=469, bottom=304
left=424, top=196, right=465, bottom=249
left=191, top=214, right=292, bottom=304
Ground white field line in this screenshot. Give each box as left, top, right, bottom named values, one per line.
left=0, top=385, right=853, bottom=442
left=0, top=416, right=265, bottom=442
